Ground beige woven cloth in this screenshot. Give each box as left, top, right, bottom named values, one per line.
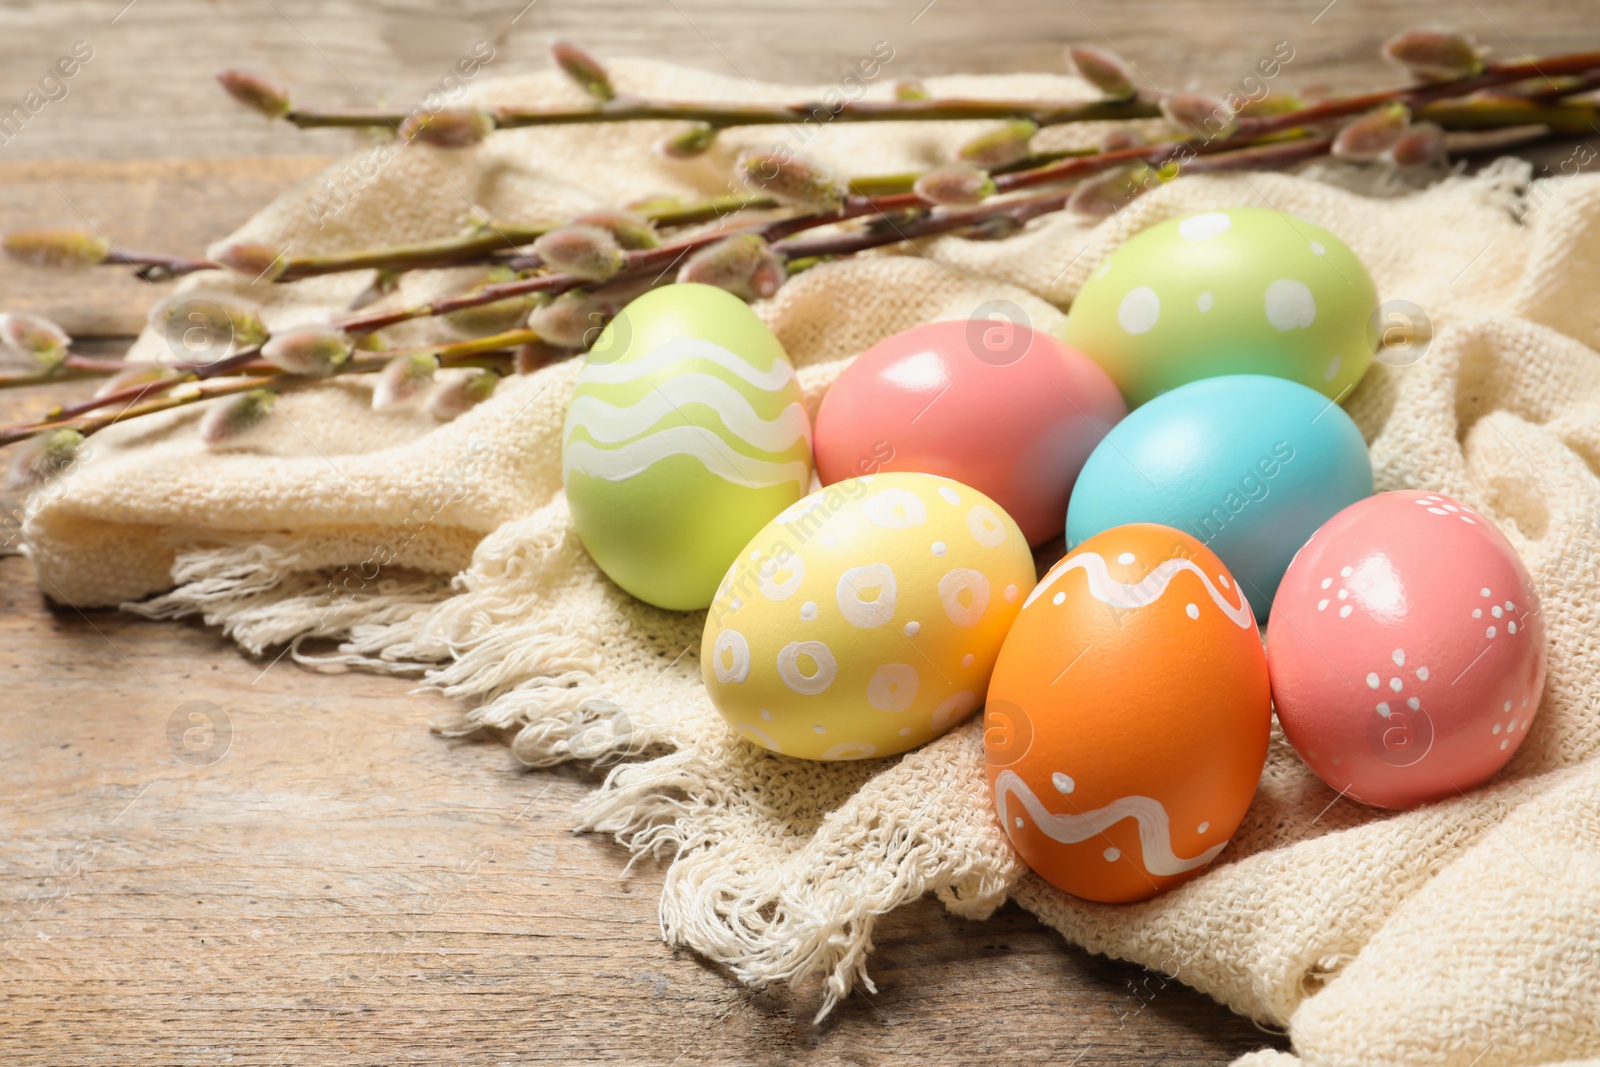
left=21, top=61, right=1600, bottom=1066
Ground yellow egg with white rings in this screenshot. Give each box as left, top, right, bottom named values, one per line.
left=702, top=472, right=1036, bottom=761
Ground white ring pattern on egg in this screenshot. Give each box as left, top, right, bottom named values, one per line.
left=821, top=741, right=878, bottom=760
left=757, top=551, right=806, bottom=601
left=931, top=690, right=978, bottom=730
left=862, top=488, right=927, bottom=528
left=837, top=563, right=898, bottom=628
left=867, top=664, right=920, bottom=712
left=713, top=629, right=751, bottom=684
left=776, top=640, right=838, bottom=694
left=966, top=504, right=1007, bottom=547
left=939, top=568, right=991, bottom=627
left=737, top=723, right=783, bottom=752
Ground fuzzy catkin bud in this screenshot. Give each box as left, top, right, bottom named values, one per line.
left=515, top=341, right=565, bottom=375
left=1387, top=122, right=1446, bottom=167
left=207, top=241, right=288, bottom=282
left=1383, top=29, right=1486, bottom=83
left=215, top=70, right=292, bottom=120
left=572, top=211, right=659, bottom=250
left=148, top=292, right=270, bottom=356
left=7, top=428, right=84, bottom=490
left=532, top=224, right=626, bottom=282
left=913, top=164, right=997, bottom=206
left=1332, top=103, right=1412, bottom=160
left=0, top=312, right=71, bottom=369
left=372, top=352, right=440, bottom=410
left=199, top=389, right=275, bottom=447
left=1068, top=164, right=1154, bottom=218
left=551, top=41, right=615, bottom=102
left=1099, top=128, right=1147, bottom=153
left=425, top=369, right=499, bottom=421
left=399, top=108, right=495, bottom=148
left=1160, top=92, right=1237, bottom=140
left=529, top=290, right=616, bottom=349
left=957, top=120, right=1038, bottom=168
left=655, top=124, right=719, bottom=160
left=1068, top=46, right=1137, bottom=101
left=444, top=267, right=546, bottom=335
left=737, top=151, right=848, bottom=212
left=260, top=326, right=352, bottom=376
left=2, top=227, right=111, bottom=270
left=957, top=214, right=1025, bottom=242
left=676, top=235, right=787, bottom=302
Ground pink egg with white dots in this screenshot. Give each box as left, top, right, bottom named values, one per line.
left=1266, top=490, right=1546, bottom=810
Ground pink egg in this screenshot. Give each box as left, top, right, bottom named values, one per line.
left=1267, top=491, right=1547, bottom=810
left=813, top=319, right=1126, bottom=546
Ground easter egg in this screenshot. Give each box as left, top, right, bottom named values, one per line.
left=703, top=472, right=1036, bottom=761
left=1266, top=490, right=1547, bottom=810
left=1065, top=374, right=1372, bottom=618
left=563, top=283, right=813, bottom=610
left=813, top=320, right=1126, bottom=546
left=1062, top=207, right=1378, bottom=406
left=985, top=523, right=1271, bottom=903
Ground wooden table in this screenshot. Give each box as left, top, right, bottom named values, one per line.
left=0, top=1, right=1578, bottom=1062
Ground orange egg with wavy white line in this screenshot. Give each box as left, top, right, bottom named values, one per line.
left=984, top=523, right=1272, bottom=903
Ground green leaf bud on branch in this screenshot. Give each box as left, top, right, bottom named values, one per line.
left=655, top=124, right=720, bottom=159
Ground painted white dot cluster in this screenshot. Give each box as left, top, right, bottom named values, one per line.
left=1414, top=492, right=1478, bottom=526
left=1492, top=694, right=1535, bottom=750
left=1474, top=586, right=1525, bottom=640
left=1366, top=647, right=1430, bottom=720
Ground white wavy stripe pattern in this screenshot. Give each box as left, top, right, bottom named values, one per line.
left=566, top=375, right=812, bottom=451
left=577, top=337, right=796, bottom=391
left=564, top=427, right=811, bottom=489
left=1022, top=551, right=1254, bottom=628
left=993, top=769, right=1227, bottom=877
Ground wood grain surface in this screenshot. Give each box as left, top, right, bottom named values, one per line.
left=0, top=1, right=1583, bottom=1063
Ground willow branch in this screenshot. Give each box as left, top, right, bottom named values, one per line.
left=283, top=95, right=1163, bottom=134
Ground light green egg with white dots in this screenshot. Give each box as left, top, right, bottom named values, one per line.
left=1062, top=208, right=1378, bottom=408
left=563, top=283, right=813, bottom=611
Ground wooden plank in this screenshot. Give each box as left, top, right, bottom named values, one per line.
left=0, top=0, right=1587, bottom=1060
left=0, top=157, right=331, bottom=337
left=0, top=432, right=1280, bottom=1061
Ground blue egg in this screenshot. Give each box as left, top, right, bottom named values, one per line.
left=1065, top=374, right=1372, bottom=617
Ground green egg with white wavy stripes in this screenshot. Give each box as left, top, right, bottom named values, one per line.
left=563, top=283, right=813, bottom=611
left=1062, top=208, right=1378, bottom=408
